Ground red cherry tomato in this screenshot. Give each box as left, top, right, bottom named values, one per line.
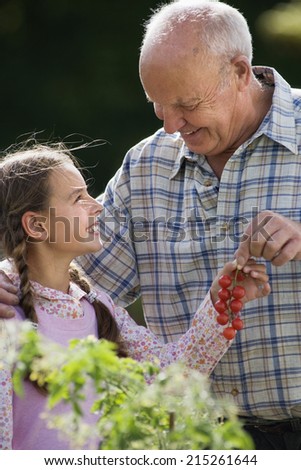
left=230, top=299, right=243, bottom=313
left=232, top=317, right=244, bottom=330
left=235, top=271, right=245, bottom=282
left=216, top=313, right=229, bottom=325
left=232, top=286, right=246, bottom=299
left=223, top=327, right=237, bottom=340
left=218, top=275, right=232, bottom=288
left=214, top=299, right=227, bottom=314
left=218, top=288, right=231, bottom=301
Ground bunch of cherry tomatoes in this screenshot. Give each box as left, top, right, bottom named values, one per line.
left=214, top=272, right=245, bottom=340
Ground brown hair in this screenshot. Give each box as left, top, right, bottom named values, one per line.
left=0, top=143, right=126, bottom=357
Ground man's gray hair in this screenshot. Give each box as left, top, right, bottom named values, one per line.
left=141, top=0, right=253, bottom=63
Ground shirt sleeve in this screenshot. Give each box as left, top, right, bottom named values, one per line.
left=113, top=292, right=231, bottom=375
left=0, top=320, right=14, bottom=449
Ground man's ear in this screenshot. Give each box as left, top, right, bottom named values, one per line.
left=231, top=55, right=252, bottom=92
left=21, top=211, right=48, bottom=241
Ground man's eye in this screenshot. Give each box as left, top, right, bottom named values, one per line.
left=184, top=103, right=198, bottom=111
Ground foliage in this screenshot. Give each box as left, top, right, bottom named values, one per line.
left=256, top=0, right=301, bottom=50
left=3, top=322, right=254, bottom=450
left=1, top=0, right=300, bottom=184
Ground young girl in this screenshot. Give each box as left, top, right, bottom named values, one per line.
left=0, top=143, right=270, bottom=449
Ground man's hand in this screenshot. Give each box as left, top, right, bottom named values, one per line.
left=235, top=210, right=301, bottom=268
left=0, top=270, right=19, bottom=318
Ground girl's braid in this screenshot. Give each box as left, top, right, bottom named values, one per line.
left=69, top=263, right=127, bottom=357
left=11, top=230, right=38, bottom=324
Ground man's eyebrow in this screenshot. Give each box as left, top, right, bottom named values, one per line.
left=145, top=95, right=200, bottom=106
left=178, top=97, right=201, bottom=106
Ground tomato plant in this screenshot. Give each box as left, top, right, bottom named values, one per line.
left=4, top=322, right=254, bottom=450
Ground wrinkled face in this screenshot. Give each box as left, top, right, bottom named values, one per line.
left=42, top=163, right=103, bottom=258
left=139, top=47, right=246, bottom=157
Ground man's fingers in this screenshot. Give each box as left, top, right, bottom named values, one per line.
left=0, top=287, right=19, bottom=305
left=257, top=282, right=271, bottom=298
left=242, top=262, right=266, bottom=273
left=235, top=211, right=289, bottom=267
left=0, top=282, right=18, bottom=295
left=0, top=270, right=18, bottom=293
left=0, top=303, right=17, bottom=318
left=0, top=270, right=19, bottom=318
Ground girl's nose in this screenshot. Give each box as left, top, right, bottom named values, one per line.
left=87, top=196, right=103, bottom=214
left=93, top=199, right=103, bottom=214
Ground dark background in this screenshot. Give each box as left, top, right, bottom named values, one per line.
left=0, top=0, right=300, bottom=194
left=1, top=0, right=300, bottom=318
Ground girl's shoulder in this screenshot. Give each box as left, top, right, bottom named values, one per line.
left=86, top=289, right=130, bottom=329
left=87, top=289, right=116, bottom=314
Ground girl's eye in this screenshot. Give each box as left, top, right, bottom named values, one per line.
left=75, top=194, right=83, bottom=203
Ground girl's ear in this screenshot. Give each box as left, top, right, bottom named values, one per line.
left=21, top=211, right=48, bottom=241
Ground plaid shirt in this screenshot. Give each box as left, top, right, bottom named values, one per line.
left=79, top=67, right=301, bottom=420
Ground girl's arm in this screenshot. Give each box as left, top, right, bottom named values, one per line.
left=114, top=291, right=228, bottom=374
left=111, top=261, right=270, bottom=374
left=0, top=320, right=14, bottom=449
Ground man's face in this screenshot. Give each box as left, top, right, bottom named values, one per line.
left=140, top=51, right=245, bottom=158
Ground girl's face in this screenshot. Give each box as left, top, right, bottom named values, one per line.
left=41, top=163, right=103, bottom=258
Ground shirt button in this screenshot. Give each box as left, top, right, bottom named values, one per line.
left=231, top=388, right=239, bottom=397
left=203, top=179, right=212, bottom=187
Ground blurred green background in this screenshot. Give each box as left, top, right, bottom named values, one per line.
left=1, top=0, right=300, bottom=320
left=1, top=0, right=301, bottom=193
